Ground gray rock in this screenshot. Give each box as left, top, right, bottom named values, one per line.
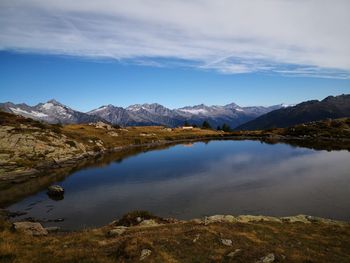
left=140, top=249, right=152, bottom=261
left=258, top=253, right=275, bottom=263
left=139, top=219, right=159, bottom=227
left=47, top=185, right=64, bottom=196
left=107, top=226, right=127, bottom=237
left=193, top=234, right=200, bottom=243
left=13, top=221, right=48, bottom=236
left=221, top=239, right=233, bottom=246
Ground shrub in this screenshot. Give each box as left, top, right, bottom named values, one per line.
left=116, top=211, right=163, bottom=226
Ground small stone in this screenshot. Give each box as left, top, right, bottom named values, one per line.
left=107, top=226, right=127, bottom=237
left=221, top=239, right=232, bottom=246
left=136, top=217, right=142, bottom=223
left=258, top=253, right=275, bottom=263
left=227, top=249, right=242, bottom=258
left=193, top=234, right=200, bottom=243
left=140, top=249, right=152, bottom=261
left=13, top=221, right=48, bottom=236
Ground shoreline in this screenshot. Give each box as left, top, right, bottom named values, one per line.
left=1, top=134, right=349, bottom=208
left=3, top=133, right=349, bottom=183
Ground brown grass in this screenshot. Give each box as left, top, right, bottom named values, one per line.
left=1, top=215, right=350, bottom=263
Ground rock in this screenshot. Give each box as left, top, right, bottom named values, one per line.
left=236, top=215, right=281, bottom=223
left=107, top=226, right=127, bottom=237
left=258, top=253, right=275, bottom=263
left=140, top=249, right=152, bottom=261
left=13, top=221, right=48, bottom=236
left=227, top=249, right=242, bottom=258
left=136, top=217, right=142, bottom=223
left=47, top=185, right=64, bottom=196
left=281, top=215, right=311, bottom=224
left=221, top=239, right=233, bottom=246
left=94, top=122, right=113, bottom=130
left=139, top=219, right=160, bottom=227
left=193, top=234, right=200, bottom=243
left=108, top=131, right=119, bottom=137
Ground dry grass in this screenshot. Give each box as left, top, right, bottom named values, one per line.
left=62, top=125, right=223, bottom=149
left=1, top=215, right=350, bottom=263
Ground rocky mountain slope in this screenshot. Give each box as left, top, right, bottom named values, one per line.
left=88, top=102, right=287, bottom=128
left=236, top=94, right=350, bottom=130
left=0, top=99, right=287, bottom=127
left=0, top=99, right=104, bottom=124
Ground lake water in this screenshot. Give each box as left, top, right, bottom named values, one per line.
left=7, top=140, right=350, bottom=230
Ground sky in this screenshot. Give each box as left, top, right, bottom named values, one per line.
left=1, top=0, right=349, bottom=112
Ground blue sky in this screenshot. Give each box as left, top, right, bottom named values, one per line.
left=1, top=51, right=349, bottom=112
left=1, top=1, right=349, bottom=112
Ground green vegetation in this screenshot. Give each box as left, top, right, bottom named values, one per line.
left=201, top=120, right=212, bottom=129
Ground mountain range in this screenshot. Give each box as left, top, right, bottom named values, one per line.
left=0, top=99, right=109, bottom=124
left=0, top=99, right=289, bottom=128
left=236, top=94, right=350, bottom=130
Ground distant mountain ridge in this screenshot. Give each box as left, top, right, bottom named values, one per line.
left=0, top=99, right=288, bottom=128
left=0, top=99, right=104, bottom=124
left=236, top=94, right=350, bottom=130
left=88, top=102, right=288, bottom=128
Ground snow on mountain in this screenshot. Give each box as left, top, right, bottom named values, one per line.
left=89, top=102, right=288, bottom=128
left=179, top=108, right=208, bottom=115
left=1, top=99, right=290, bottom=128
left=0, top=99, right=104, bottom=124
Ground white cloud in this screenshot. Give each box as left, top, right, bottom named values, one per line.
left=1, top=0, right=350, bottom=78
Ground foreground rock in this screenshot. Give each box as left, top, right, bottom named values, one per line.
left=13, top=221, right=48, bottom=236
left=140, top=249, right=152, bottom=261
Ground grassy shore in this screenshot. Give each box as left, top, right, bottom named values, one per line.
left=1, top=211, right=350, bottom=263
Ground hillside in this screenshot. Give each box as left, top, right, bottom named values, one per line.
left=236, top=94, right=350, bottom=130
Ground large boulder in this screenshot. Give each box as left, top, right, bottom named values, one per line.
left=13, top=222, right=48, bottom=236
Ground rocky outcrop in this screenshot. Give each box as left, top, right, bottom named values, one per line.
left=199, top=214, right=346, bottom=226
left=12, top=221, right=48, bottom=236
left=0, top=124, right=88, bottom=175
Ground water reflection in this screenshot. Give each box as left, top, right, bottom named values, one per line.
left=7, top=140, right=350, bottom=230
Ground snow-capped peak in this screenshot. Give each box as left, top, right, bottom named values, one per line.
left=280, top=103, right=294, bottom=108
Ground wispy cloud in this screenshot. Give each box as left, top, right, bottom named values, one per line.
left=1, top=0, right=350, bottom=78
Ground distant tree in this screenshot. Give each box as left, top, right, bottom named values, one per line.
left=112, top=123, right=121, bottom=129
left=222, top=123, right=231, bottom=132
left=201, top=120, right=212, bottom=129
left=217, top=125, right=222, bottom=131
left=192, top=123, right=198, bottom=128
left=183, top=120, right=190, bottom=127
